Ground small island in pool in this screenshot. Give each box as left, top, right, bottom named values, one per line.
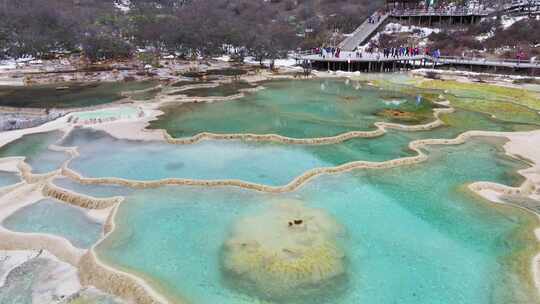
left=0, top=69, right=539, bottom=304
left=222, top=200, right=346, bottom=300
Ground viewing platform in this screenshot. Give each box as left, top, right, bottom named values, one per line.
left=294, top=52, right=540, bottom=75
left=389, top=8, right=490, bottom=17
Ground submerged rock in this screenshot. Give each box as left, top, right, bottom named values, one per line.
left=222, top=200, right=346, bottom=298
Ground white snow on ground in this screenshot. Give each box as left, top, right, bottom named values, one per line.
left=215, top=55, right=297, bottom=67
left=0, top=60, right=17, bottom=71
left=365, top=23, right=441, bottom=48
left=501, top=15, right=528, bottom=29
left=243, top=56, right=299, bottom=68
left=214, top=55, right=231, bottom=62
left=272, top=58, right=298, bottom=67
left=383, top=23, right=440, bottom=37
left=114, top=0, right=131, bottom=12
left=476, top=30, right=495, bottom=42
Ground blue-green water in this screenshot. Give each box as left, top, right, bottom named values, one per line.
left=0, top=131, right=67, bottom=174
left=96, top=138, right=538, bottom=304
left=0, top=171, right=20, bottom=188
left=61, top=128, right=413, bottom=185
left=3, top=199, right=103, bottom=249
left=53, top=177, right=134, bottom=198
left=2, top=76, right=539, bottom=304
left=62, top=107, right=537, bottom=186
left=149, top=79, right=441, bottom=139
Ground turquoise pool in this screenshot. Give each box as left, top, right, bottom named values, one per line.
left=3, top=199, right=103, bottom=249
left=0, top=171, right=20, bottom=188
left=0, top=131, right=67, bottom=174
left=95, top=138, right=538, bottom=304
left=0, top=75, right=538, bottom=304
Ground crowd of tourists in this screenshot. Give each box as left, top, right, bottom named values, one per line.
left=382, top=46, right=440, bottom=59
left=315, top=47, right=343, bottom=59
left=312, top=45, right=442, bottom=60
left=367, top=12, right=384, bottom=24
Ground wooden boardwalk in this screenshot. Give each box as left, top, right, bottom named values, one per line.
left=339, top=14, right=389, bottom=51
left=310, top=2, right=539, bottom=74
left=436, top=56, right=540, bottom=69
left=502, top=0, right=540, bottom=15
left=389, top=8, right=490, bottom=17
left=295, top=52, right=540, bottom=74
left=338, top=7, right=492, bottom=52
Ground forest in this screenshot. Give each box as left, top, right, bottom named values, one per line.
left=0, top=0, right=382, bottom=61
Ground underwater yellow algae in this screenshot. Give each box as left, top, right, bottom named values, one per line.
left=414, top=80, right=540, bottom=124
left=222, top=200, right=346, bottom=297
left=417, top=80, right=540, bottom=110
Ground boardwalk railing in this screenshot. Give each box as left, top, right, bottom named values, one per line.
left=293, top=52, right=540, bottom=70
left=292, top=50, right=315, bottom=58
left=502, top=0, right=540, bottom=15
left=339, top=13, right=389, bottom=51
left=505, top=0, right=540, bottom=9
left=390, top=8, right=492, bottom=17
left=435, top=56, right=540, bottom=68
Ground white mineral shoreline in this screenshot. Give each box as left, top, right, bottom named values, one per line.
left=502, top=130, right=540, bottom=294
left=76, top=128, right=540, bottom=304
left=0, top=75, right=539, bottom=303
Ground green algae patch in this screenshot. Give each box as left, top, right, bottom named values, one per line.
left=127, top=87, right=162, bottom=101
left=415, top=80, right=540, bottom=125
left=169, top=81, right=254, bottom=97
left=450, top=98, right=540, bottom=125
left=149, top=78, right=442, bottom=139
left=0, top=81, right=158, bottom=108
left=439, top=109, right=540, bottom=133
left=418, top=80, right=540, bottom=110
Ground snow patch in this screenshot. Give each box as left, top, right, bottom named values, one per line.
left=501, top=15, right=528, bottom=29
left=383, top=23, right=441, bottom=37
left=244, top=56, right=299, bottom=68
left=214, top=55, right=232, bottom=62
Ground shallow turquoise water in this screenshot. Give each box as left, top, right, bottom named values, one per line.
left=53, top=177, right=134, bottom=198
left=0, top=171, right=20, bottom=188
left=0, top=131, right=67, bottom=174
left=4, top=75, right=539, bottom=304
left=96, top=138, right=537, bottom=304
left=62, top=107, right=536, bottom=186
left=149, top=79, right=440, bottom=139
left=73, top=106, right=139, bottom=121
left=62, top=128, right=414, bottom=185
left=171, top=81, right=254, bottom=97
left=3, top=199, right=103, bottom=249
